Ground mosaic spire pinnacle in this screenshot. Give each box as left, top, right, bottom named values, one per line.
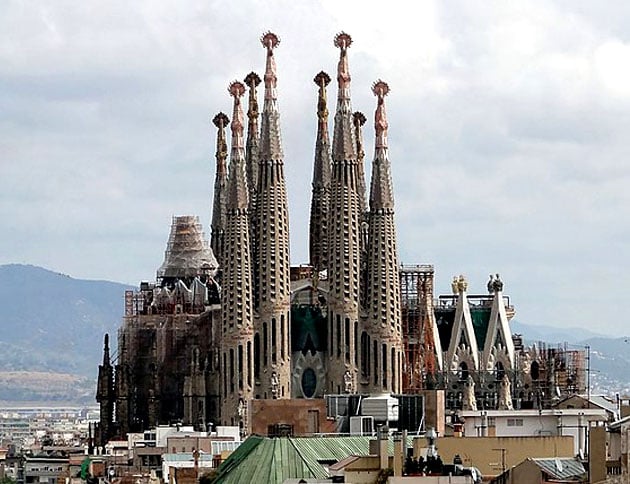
left=261, top=32, right=279, bottom=102
left=213, top=112, right=230, bottom=177
left=334, top=32, right=352, bottom=101
left=244, top=72, right=261, bottom=225
left=259, top=32, right=283, bottom=161
left=369, top=80, right=394, bottom=210
left=210, top=111, right=230, bottom=263
left=227, top=81, right=248, bottom=211
left=332, top=31, right=356, bottom=164
left=353, top=111, right=368, bottom=214
left=373, top=80, right=389, bottom=149
left=309, top=71, right=332, bottom=271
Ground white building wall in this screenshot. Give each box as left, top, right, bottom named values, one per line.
left=460, top=409, right=605, bottom=455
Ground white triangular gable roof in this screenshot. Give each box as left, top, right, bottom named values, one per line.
left=482, top=291, right=515, bottom=370
left=446, top=291, right=479, bottom=370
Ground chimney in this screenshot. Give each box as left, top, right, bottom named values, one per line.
left=393, top=435, right=403, bottom=476
left=378, top=425, right=389, bottom=470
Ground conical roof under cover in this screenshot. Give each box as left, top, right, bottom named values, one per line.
left=157, top=215, right=218, bottom=281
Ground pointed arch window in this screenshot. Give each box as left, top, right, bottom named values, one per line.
left=254, top=333, right=260, bottom=379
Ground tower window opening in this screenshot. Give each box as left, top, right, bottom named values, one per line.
left=354, top=320, right=358, bottom=366
left=391, top=347, right=396, bottom=393
left=280, top=314, right=285, bottom=360
left=382, top=343, right=388, bottom=389
left=247, top=341, right=252, bottom=387
left=272, top=318, right=277, bottom=364
left=223, top=353, right=227, bottom=395
left=373, top=341, right=378, bottom=385
left=336, top=315, right=342, bottom=358
left=229, top=348, right=235, bottom=393
left=238, top=345, right=243, bottom=390
left=345, top=318, right=350, bottom=363
left=360, top=331, right=369, bottom=376
left=263, top=323, right=268, bottom=366
left=254, top=333, right=260, bottom=379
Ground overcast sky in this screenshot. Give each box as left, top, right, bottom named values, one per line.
left=1, top=1, right=629, bottom=336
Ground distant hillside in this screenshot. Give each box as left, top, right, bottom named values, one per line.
left=0, top=264, right=133, bottom=378
left=509, top=319, right=608, bottom=344
left=0, top=264, right=628, bottom=402
left=510, top=320, right=630, bottom=394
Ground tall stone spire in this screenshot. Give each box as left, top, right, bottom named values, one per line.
left=353, top=111, right=369, bottom=312
left=244, top=72, right=262, bottom=303
left=210, top=112, right=229, bottom=268
left=96, top=334, right=114, bottom=445
left=327, top=32, right=361, bottom=393
left=221, top=81, right=254, bottom=426
left=364, top=81, right=402, bottom=393
left=244, top=72, right=261, bottom=226
left=353, top=111, right=368, bottom=215
left=102, top=333, right=111, bottom=365
left=254, top=32, right=291, bottom=399
left=309, top=71, right=332, bottom=272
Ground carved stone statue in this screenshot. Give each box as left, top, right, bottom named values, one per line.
left=498, top=374, right=513, bottom=410
left=486, top=351, right=496, bottom=372
left=493, top=273, right=504, bottom=292
left=451, top=276, right=459, bottom=295
left=271, top=371, right=279, bottom=399
left=237, top=395, right=244, bottom=418
left=343, top=369, right=353, bottom=394
left=462, top=375, right=477, bottom=411
left=457, top=275, right=468, bottom=293
left=487, top=274, right=495, bottom=293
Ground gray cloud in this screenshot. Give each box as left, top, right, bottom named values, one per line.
left=1, top=0, right=628, bottom=335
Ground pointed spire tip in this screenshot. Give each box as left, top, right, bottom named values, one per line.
left=372, top=80, right=390, bottom=98
left=244, top=72, right=261, bottom=87
left=213, top=112, right=230, bottom=128
left=334, top=32, right=352, bottom=49
left=353, top=111, right=366, bottom=126
left=314, top=71, right=331, bottom=86
left=261, top=31, right=280, bottom=50
left=228, top=81, right=246, bottom=98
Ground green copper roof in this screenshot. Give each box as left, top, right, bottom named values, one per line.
left=212, top=435, right=405, bottom=484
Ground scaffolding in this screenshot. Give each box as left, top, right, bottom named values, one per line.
left=157, top=215, right=218, bottom=283
left=400, top=264, right=436, bottom=393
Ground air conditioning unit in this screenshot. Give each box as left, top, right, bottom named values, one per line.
left=350, top=416, right=374, bottom=436
left=361, top=395, right=399, bottom=422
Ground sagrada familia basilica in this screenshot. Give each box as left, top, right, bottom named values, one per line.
left=96, top=32, right=587, bottom=444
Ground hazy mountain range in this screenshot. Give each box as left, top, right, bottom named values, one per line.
left=0, top=263, right=627, bottom=403
left=0, top=264, right=132, bottom=402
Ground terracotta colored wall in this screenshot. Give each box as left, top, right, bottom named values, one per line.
left=511, top=459, right=542, bottom=484
left=419, top=390, right=445, bottom=437
left=413, top=435, right=574, bottom=478
left=248, top=399, right=336, bottom=436
left=166, top=436, right=212, bottom=453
